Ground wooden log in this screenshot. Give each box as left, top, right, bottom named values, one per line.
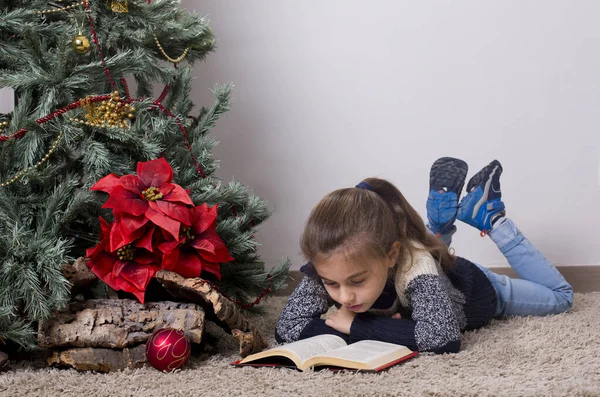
left=232, top=328, right=267, bottom=358
left=0, top=351, right=7, bottom=369
left=62, top=257, right=97, bottom=293
left=155, top=270, right=267, bottom=357
left=47, top=345, right=146, bottom=372
left=38, top=299, right=205, bottom=349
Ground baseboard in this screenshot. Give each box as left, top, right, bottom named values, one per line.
left=274, top=266, right=598, bottom=296
left=489, top=266, right=597, bottom=293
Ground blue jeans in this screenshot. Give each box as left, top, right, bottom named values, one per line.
left=438, top=218, right=573, bottom=317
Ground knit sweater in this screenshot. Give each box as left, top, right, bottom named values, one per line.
left=274, top=249, right=497, bottom=353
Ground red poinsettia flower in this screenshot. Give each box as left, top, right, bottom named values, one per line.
left=91, top=158, right=193, bottom=240
left=158, top=203, right=234, bottom=279
left=106, top=212, right=157, bottom=253
left=86, top=217, right=160, bottom=303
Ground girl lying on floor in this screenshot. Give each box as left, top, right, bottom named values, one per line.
left=275, top=158, right=573, bottom=353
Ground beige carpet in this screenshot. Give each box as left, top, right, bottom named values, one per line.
left=1, top=293, right=599, bottom=397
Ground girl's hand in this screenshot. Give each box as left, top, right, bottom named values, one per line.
left=391, top=313, right=401, bottom=319
left=325, top=306, right=357, bottom=335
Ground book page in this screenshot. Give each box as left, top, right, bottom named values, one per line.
left=312, top=340, right=411, bottom=365
left=275, top=334, right=348, bottom=364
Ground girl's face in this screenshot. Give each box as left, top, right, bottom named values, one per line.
left=314, top=242, right=400, bottom=313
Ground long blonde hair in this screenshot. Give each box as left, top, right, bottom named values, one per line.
left=300, top=177, right=455, bottom=274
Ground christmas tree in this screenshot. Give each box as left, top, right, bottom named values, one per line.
left=0, top=0, right=289, bottom=349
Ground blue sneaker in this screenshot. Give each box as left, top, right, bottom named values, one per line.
left=426, top=157, right=468, bottom=235
left=457, top=160, right=506, bottom=234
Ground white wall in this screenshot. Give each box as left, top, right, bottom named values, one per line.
left=182, top=0, right=600, bottom=270
left=180, top=0, right=600, bottom=270
left=0, top=88, right=13, bottom=113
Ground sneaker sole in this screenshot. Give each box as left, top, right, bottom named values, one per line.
left=466, top=160, right=502, bottom=219
left=429, top=157, right=469, bottom=194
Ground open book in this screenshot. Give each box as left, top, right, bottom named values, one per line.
left=231, top=334, right=417, bottom=372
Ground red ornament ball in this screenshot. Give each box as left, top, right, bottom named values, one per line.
left=145, top=328, right=191, bottom=372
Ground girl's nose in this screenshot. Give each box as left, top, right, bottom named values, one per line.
left=340, top=287, right=355, bottom=306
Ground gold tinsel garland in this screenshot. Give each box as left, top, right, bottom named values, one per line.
left=154, top=35, right=190, bottom=63
left=0, top=131, right=64, bottom=188
left=107, top=0, right=129, bottom=13
left=70, top=91, right=136, bottom=129
left=35, top=1, right=86, bottom=15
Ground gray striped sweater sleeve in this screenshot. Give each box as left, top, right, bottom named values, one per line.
left=406, top=274, right=461, bottom=351
left=274, top=275, right=334, bottom=343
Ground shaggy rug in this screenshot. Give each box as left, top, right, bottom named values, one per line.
left=1, top=293, right=599, bottom=397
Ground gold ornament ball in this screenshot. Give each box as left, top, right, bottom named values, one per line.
left=72, top=35, right=91, bottom=54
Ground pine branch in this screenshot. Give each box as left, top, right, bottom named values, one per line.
left=0, top=306, right=35, bottom=349
left=196, top=84, right=232, bottom=136
left=218, top=258, right=291, bottom=308
left=0, top=226, right=71, bottom=321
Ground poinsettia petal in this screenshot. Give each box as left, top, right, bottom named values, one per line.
left=161, top=249, right=180, bottom=271
left=109, top=221, right=126, bottom=252
left=130, top=288, right=147, bottom=304
left=190, top=238, right=215, bottom=256
left=192, top=239, right=232, bottom=263
left=191, top=230, right=233, bottom=263
left=214, top=245, right=234, bottom=263
left=202, top=261, right=222, bottom=280
left=119, top=174, right=145, bottom=194
left=115, top=212, right=149, bottom=242
left=158, top=183, right=175, bottom=196
left=92, top=260, right=124, bottom=291
left=87, top=218, right=111, bottom=259
left=106, top=271, right=146, bottom=304
left=154, top=200, right=191, bottom=226
left=173, top=251, right=203, bottom=278
left=120, top=262, right=157, bottom=291
left=146, top=205, right=180, bottom=240
left=134, top=226, right=155, bottom=252
left=87, top=252, right=116, bottom=278
left=103, top=185, right=148, bottom=216
left=112, top=260, right=128, bottom=277
left=90, top=174, right=121, bottom=194
left=99, top=217, right=112, bottom=237
left=137, top=158, right=173, bottom=187
left=162, top=184, right=194, bottom=206
left=190, top=204, right=217, bottom=235
left=160, top=228, right=173, bottom=240
left=85, top=245, right=98, bottom=259
left=158, top=239, right=181, bottom=254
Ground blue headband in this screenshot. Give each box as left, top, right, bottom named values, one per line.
left=355, top=181, right=372, bottom=191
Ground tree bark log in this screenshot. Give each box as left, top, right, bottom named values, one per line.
left=231, top=328, right=268, bottom=358
left=38, top=299, right=205, bottom=349
left=155, top=270, right=267, bottom=357
left=0, top=351, right=7, bottom=369
left=62, top=257, right=96, bottom=293
left=47, top=345, right=146, bottom=372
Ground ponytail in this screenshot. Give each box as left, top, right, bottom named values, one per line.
left=362, top=177, right=455, bottom=272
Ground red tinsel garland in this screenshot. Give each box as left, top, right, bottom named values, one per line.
left=85, top=0, right=117, bottom=89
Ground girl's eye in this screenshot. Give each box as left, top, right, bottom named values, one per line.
left=350, top=279, right=365, bottom=285
left=322, top=281, right=338, bottom=287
